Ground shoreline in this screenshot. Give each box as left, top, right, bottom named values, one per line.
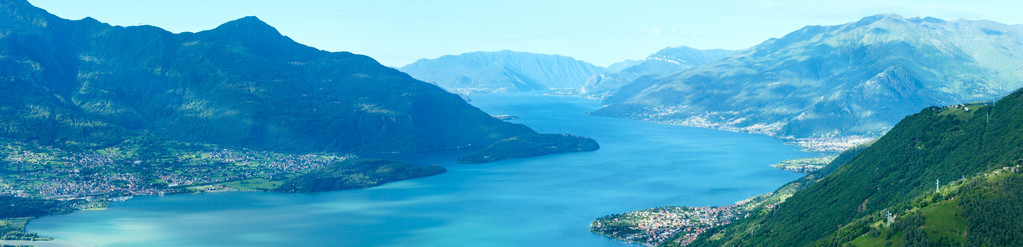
left=0, top=240, right=81, bottom=247
left=10, top=172, right=445, bottom=243
left=634, top=116, right=876, bottom=154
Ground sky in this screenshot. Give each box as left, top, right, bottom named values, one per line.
left=26, top=0, right=1023, bottom=68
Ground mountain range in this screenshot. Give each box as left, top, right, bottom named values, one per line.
left=399, top=50, right=606, bottom=95
left=580, top=46, right=737, bottom=98
left=593, top=14, right=1023, bottom=152
left=0, top=0, right=594, bottom=158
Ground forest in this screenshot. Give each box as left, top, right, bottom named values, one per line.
left=687, top=90, right=1023, bottom=246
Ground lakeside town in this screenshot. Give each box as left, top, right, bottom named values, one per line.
left=633, top=107, right=876, bottom=154
left=0, top=139, right=353, bottom=201
left=591, top=175, right=808, bottom=247
left=590, top=205, right=741, bottom=246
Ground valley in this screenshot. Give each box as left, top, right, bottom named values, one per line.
left=594, top=14, right=1023, bottom=153
left=0, top=1, right=601, bottom=243
left=400, top=50, right=606, bottom=95
left=600, top=95, right=1023, bottom=246
left=4, top=0, right=1023, bottom=246
left=20, top=93, right=807, bottom=247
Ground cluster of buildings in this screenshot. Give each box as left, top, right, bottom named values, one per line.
left=592, top=205, right=740, bottom=246
left=640, top=108, right=875, bottom=153
left=785, top=136, right=874, bottom=153
left=0, top=142, right=352, bottom=200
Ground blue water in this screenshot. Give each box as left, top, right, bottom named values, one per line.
left=28, top=93, right=808, bottom=246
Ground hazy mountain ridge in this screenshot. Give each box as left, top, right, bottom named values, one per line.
left=399, top=50, right=606, bottom=95
left=593, top=14, right=1023, bottom=151
left=606, top=59, right=643, bottom=73
left=0, top=0, right=595, bottom=157
left=580, top=46, right=738, bottom=98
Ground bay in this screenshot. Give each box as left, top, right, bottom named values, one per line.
left=28, top=92, right=808, bottom=246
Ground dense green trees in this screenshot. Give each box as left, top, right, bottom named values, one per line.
left=960, top=174, right=1023, bottom=246
left=0, top=196, right=74, bottom=241
left=0, top=0, right=547, bottom=155
left=274, top=159, right=445, bottom=193
left=0, top=196, right=73, bottom=218
left=456, top=134, right=599, bottom=164
left=688, top=89, right=1023, bottom=246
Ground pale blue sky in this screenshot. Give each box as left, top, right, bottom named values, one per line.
left=26, top=0, right=1023, bottom=67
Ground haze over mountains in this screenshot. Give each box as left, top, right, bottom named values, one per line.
left=0, top=0, right=593, bottom=157
left=399, top=47, right=737, bottom=97
left=6, top=0, right=1023, bottom=245
left=587, top=14, right=1023, bottom=247
left=593, top=14, right=1023, bottom=151
left=580, top=46, right=738, bottom=98
left=399, top=50, right=606, bottom=95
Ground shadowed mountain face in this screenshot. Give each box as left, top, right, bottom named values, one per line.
left=594, top=15, right=1023, bottom=145
left=580, top=46, right=737, bottom=98
left=0, top=0, right=540, bottom=154
left=399, top=50, right=606, bottom=95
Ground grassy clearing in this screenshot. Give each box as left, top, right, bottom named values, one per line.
left=920, top=200, right=966, bottom=243
left=221, top=179, right=283, bottom=191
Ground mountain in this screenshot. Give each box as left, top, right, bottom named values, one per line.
left=580, top=46, right=737, bottom=98
left=607, top=59, right=643, bottom=73
left=399, top=50, right=606, bottom=95
left=0, top=0, right=594, bottom=158
left=685, top=89, right=1023, bottom=246
left=593, top=15, right=1023, bottom=152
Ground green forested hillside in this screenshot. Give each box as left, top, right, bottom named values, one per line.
left=688, top=89, right=1023, bottom=246
left=0, top=196, right=76, bottom=240
left=274, top=159, right=446, bottom=193
left=821, top=167, right=1023, bottom=247
left=0, top=0, right=571, bottom=155
left=455, top=134, right=599, bottom=164
left=0, top=1, right=603, bottom=238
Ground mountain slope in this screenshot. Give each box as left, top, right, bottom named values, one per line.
left=687, top=88, right=1023, bottom=246
left=581, top=46, right=737, bottom=98
left=399, top=50, right=606, bottom=94
left=0, top=0, right=588, bottom=156
left=594, top=15, right=1023, bottom=152
left=814, top=166, right=1023, bottom=247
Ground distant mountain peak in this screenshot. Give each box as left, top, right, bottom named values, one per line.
left=0, top=1, right=553, bottom=155
left=856, top=13, right=905, bottom=24
left=400, top=50, right=606, bottom=94
left=909, top=16, right=948, bottom=24
left=1, top=0, right=55, bottom=26
left=579, top=46, right=737, bottom=98
left=207, top=16, right=283, bottom=37
left=595, top=14, right=1023, bottom=151
left=0, top=0, right=31, bottom=7
left=217, top=16, right=274, bottom=30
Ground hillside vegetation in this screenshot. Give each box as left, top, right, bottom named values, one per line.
left=687, top=89, right=1023, bottom=246
left=0, top=0, right=560, bottom=155
left=274, top=159, right=445, bottom=193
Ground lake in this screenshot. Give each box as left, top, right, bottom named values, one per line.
left=28, top=92, right=809, bottom=246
